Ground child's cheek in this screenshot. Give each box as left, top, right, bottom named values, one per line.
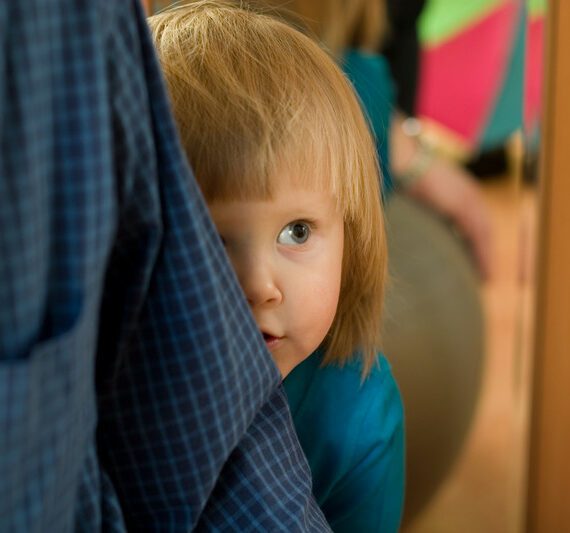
left=304, top=272, right=342, bottom=332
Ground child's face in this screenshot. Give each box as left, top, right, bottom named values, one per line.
left=208, top=178, right=344, bottom=378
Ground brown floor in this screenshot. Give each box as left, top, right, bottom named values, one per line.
left=404, top=178, right=537, bottom=533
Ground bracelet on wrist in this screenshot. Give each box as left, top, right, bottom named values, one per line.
left=397, top=141, right=435, bottom=188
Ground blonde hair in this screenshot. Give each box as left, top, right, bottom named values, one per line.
left=148, top=0, right=386, bottom=375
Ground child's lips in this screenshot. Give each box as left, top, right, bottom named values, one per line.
left=262, top=332, right=283, bottom=348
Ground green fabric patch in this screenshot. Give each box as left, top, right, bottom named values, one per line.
left=528, top=0, right=546, bottom=17
left=419, top=0, right=504, bottom=45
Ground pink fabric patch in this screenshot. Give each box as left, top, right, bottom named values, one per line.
left=524, top=17, right=544, bottom=131
left=417, top=1, right=518, bottom=147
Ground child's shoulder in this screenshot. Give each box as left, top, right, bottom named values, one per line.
left=284, top=351, right=402, bottom=434
left=298, top=349, right=395, bottom=385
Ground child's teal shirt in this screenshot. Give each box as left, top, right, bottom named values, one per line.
left=283, top=351, right=405, bottom=532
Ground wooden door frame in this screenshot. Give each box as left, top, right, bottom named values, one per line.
left=525, top=0, right=570, bottom=530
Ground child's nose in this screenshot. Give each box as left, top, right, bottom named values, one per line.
left=239, top=261, right=282, bottom=308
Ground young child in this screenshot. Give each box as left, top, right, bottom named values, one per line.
left=148, top=2, right=404, bottom=531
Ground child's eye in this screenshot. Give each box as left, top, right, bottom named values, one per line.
left=277, top=221, right=311, bottom=245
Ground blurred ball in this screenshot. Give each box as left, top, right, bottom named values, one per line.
left=382, top=193, right=484, bottom=524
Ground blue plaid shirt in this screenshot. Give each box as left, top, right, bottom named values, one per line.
left=0, top=1, right=330, bottom=531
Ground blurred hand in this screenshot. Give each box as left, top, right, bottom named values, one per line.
left=404, top=157, right=494, bottom=280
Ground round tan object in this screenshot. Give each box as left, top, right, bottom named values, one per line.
left=382, top=193, right=484, bottom=524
